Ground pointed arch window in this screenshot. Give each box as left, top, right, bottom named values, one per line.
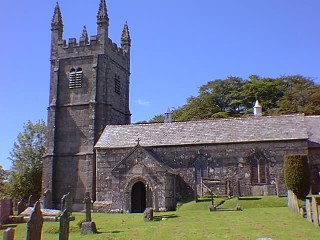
left=251, top=156, right=267, bottom=184
left=69, top=67, right=83, bottom=89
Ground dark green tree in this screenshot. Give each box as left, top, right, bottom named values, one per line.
left=6, top=120, right=46, bottom=200
left=0, top=165, right=8, bottom=198
left=149, top=75, right=320, bottom=122
left=284, top=154, right=310, bottom=199
left=171, top=77, right=245, bottom=121
left=303, top=85, right=320, bottom=115
left=243, top=75, right=284, bottom=114
left=276, top=76, right=320, bottom=115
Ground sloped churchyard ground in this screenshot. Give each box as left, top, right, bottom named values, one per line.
left=1, top=196, right=320, bottom=239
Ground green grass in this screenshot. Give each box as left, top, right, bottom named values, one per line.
left=1, top=196, right=320, bottom=240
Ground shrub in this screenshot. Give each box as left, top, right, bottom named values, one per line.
left=284, top=154, right=310, bottom=199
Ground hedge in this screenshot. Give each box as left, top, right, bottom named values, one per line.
left=284, top=154, right=310, bottom=199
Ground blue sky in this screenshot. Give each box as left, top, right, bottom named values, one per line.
left=1, top=0, right=319, bottom=170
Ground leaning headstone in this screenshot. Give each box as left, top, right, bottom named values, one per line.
left=81, top=192, right=97, bottom=235
left=17, top=199, right=27, bottom=215
left=28, top=195, right=36, bottom=207
left=59, top=209, right=70, bottom=240
left=287, top=190, right=299, bottom=214
left=3, top=227, right=15, bottom=240
left=0, top=198, right=12, bottom=224
left=143, top=208, right=154, bottom=221
left=311, top=196, right=319, bottom=226
left=61, top=192, right=72, bottom=213
left=299, top=207, right=304, bottom=218
left=26, top=201, right=43, bottom=240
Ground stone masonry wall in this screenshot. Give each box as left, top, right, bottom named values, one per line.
left=96, top=139, right=308, bottom=211
left=152, top=140, right=307, bottom=197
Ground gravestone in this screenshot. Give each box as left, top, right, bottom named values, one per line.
left=84, top=192, right=92, bottom=222
left=61, top=192, right=72, bottom=213
left=306, top=199, right=312, bottom=222
left=9, top=201, right=13, bottom=216
left=143, top=208, right=154, bottom=221
left=28, top=195, right=36, bottom=207
left=311, top=196, right=319, bottom=226
left=299, top=207, right=304, bottom=218
left=2, top=227, right=15, bottom=240
left=209, top=204, right=216, bottom=212
left=59, top=209, right=70, bottom=240
left=81, top=192, right=97, bottom=235
left=42, top=190, right=52, bottom=209
left=235, top=203, right=242, bottom=211
left=275, top=177, right=280, bottom=197
left=287, top=190, right=299, bottom=214
left=81, top=221, right=97, bottom=235
left=17, top=199, right=27, bottom=215
left=0, top=199, right=12, bottom=224
left=26, top=201, right=43, bottom=240
left=209, top=195, right=217, bottom=211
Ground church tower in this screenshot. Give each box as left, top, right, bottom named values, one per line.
left=43, top=1, right=131, bottom=210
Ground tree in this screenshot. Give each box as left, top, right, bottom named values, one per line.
left=284, top=154, right=310, bottom=199
left=243, top=75, right=284, bottom=114
left=276, top=75, right=317, bottom=115
left=6, top=120, right=46, bottom=200
left=149, top=75, right=320, bottom=122
left=0, top=165, right=8, bottom=198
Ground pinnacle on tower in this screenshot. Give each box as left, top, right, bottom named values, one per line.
left=121, top=22, right=131, bottom=47
left=97, top=0, right=109, bottom=25
left=80, top=25, right=89, bottom=43
left=51, top=2, right=63, bottom=29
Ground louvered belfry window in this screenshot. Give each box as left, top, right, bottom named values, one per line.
left=114, top=74, right=121, bottom=94
left=69, top=67, right=83, bottom=89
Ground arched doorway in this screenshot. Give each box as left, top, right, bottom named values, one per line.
left=131, top=181, right=146, bottom=213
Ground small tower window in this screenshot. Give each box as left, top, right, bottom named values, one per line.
left=114, top=74, right=120, bottom=94
left=69, top=67, right=83, bottom=89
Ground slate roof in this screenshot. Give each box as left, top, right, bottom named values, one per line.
left=95, top=114, right=309, bottom=149
left=305, top=116, right=320, bottom=146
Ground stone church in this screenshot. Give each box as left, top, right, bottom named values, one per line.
left=43, top=1, right=320, bottom=212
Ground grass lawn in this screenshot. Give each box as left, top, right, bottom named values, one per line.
left=1, top=196, right=320, bottom=240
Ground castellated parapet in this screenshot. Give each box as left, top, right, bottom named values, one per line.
left=52, top=36, right=130, bottom=68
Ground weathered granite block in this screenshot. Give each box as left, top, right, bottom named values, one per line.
left=0, top=199, right=12, bottom=224
left=3, top=227, right=15, bottom=240
left=143, top=208, right=153, bottom=221
left=92, top=201, right=112, bottom=213
left=81, top=222, right=97, bottom=235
